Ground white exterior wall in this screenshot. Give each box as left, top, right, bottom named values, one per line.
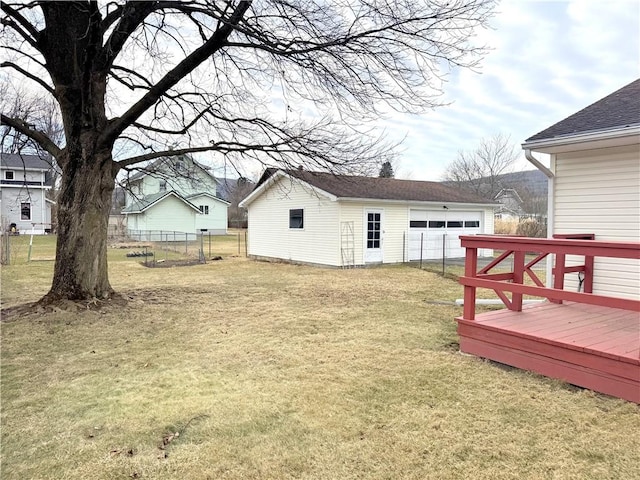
left=192, top=195, right=228, bottom=234
left=133, top=196, right=196, bottom=233
left=247, top=176, right=341, bottom=266
left=552, top=144, right=640, bottom=299
left=338, top=202, right=408, bottom=264
left=0, top=186, right=51, bottom=233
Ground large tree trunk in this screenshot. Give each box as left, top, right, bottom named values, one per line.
left=43, top=143, right=117, bottom=302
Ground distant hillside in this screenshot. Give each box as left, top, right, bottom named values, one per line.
left=495, top=169, right=547, bottom=197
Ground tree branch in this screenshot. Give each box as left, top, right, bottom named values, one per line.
left=100, top=0, right=252, bottom=146
left=1, top=3, right=40, bottom=49
left=1, top=113, right=61, bottom=158
left=1, top=61, right=55, bottom=96
left=116, top=146, right=222, bottom=168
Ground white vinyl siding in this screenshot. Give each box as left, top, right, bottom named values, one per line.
left=0, top=187, right=50, bottom=233
left=245, top=175, right=496, bottom=267
left=137, top=195, right=196, bottom=233
left=247, top=176, right=341, bottom=266
left=553, top=145, right=640, bottom=299
left=191, top=194, right=228, bottom=234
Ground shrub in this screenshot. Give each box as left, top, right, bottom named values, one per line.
left=494, top=218, right=518, bottom=235
left=516, top=218, right=547, bottom=238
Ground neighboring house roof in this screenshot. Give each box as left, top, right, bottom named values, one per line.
left=525, top=78, right=640, bottom=143
left=243, top=168, right=496, bottom=207
left=494, top=188, right=523, bottom=204
left=125, top=156, right=220, bottom=184
left=1, top=152, right=52, bottom=170
left=186, top=192, right=230, bottom=205
left=0, top=152, right=55, bottom=187
left=121, top=191, right=201, bottom=214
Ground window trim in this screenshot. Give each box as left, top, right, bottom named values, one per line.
left=289, top=208, right=304, bottom=229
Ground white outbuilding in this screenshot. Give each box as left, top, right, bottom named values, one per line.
left=240, top=169, right=496, bottom=267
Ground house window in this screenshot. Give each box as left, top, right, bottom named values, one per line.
left=199, top=205, right=209, bottom=215
left=5, top=171, right=14, bottom=180
left=21, top=202, right=31, bottom=220
left=159, top=180, right=167, bottom=192
left=428, top=220, right=445, bottom=228
left=465, top=220, right=480, bottom=228
left=409, top=220, right=427, bottom=228
left=447, top=221, right=464, bottom=228
left=289, top=209, right=304, bottom=229
left=175, top=160, right=185, bottom=172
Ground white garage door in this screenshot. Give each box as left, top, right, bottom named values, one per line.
left=408, top=210, right=482, bottom=260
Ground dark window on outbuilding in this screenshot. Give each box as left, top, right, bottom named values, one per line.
left=447, top=221, right=464, bottom=228
left=289, top=209, right=304, bottom=229
left=428, top=221, right=445, bottom=228
left=5, top=171, right=14, bottom=180
left=465, top=220, right=480, bottom=228
left=409, top=220, right=427, bottom=228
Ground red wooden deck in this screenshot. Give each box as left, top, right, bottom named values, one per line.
left=456, top=234, right=640, bottom=403
left=457, top=302, right=640, bottom=403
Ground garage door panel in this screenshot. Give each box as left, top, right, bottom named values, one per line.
left=408, top=210, right=482, bottom=260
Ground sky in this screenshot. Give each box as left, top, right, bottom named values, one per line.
left=376, top=0, right=640, bottom=181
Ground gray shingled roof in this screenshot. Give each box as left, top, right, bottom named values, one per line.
left=1, top=152, right=53, bottom=170
left=526, top=78, right=640, bottom=142
left=121, top=191, right=200, bottom=214
left=258, top=169, right=494, bottom=205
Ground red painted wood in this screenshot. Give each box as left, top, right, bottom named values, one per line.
left=457, top=323, right=639, bottom=380
left=460, top=276, right=640, bottom=312
left=463, top=247, right=478, bottom=321
left=512, top=250, right=525, bottom=311
left=455, top=301, right=640, bottom=403
left=459, top=236, right=640, bottom=259
left=478, top=249, right=512, bottom=275
left=458, top=336, right=640, bottom=403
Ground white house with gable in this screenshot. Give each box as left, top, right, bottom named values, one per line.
left=0, top=153, right=55, bottom=234
left=523, top=78, right=640, bottom=299
left=240, top=168, right=496, bottom=267
left=122, top=156, right=229, bottom=236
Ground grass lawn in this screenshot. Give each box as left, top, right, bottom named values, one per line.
left=1, top=236, right=639, bottom=479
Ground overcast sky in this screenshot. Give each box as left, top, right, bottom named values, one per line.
left=380, top=0, right=640, bottom=181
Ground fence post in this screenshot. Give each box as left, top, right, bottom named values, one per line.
left=208, top=233, right=211, bottom=258
left=442, top=233, right=446, bottom=276
left=419, top=232, right=423, bottom=269
left=244, top=230, right=248, bottom=257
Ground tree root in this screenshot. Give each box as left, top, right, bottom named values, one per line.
left=1, top=292, right=130, bottom=321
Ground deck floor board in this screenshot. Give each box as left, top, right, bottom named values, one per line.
left=457, top=301, right=640, bottom=403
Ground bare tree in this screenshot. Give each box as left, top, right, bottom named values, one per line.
left=224, top=177, right=255, bottom=228
left=442, top=133, right=519, bottom=200
left=1, top=0, right=495, bottom=305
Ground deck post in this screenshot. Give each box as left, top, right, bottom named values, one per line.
left=512, top=250, right=525, bottom=311
left=584, top=254, right=594, bottom=294
left=463, top=246, right=478, bottom=320
left=552, top=253, right=566, bottom=304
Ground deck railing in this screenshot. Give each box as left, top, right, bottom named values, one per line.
left=459, top=235, right=640, bottom=321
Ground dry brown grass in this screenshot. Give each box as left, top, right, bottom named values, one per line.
left=1, top=236, right=639, bottom=479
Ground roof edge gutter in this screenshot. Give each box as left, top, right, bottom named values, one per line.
left=521, top=124, right=640, bottom=152
left=524, top=149, right=554, bottom=179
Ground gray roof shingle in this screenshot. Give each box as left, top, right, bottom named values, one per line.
left=526, top=78, right=640, bottom=142
left=1, top=152, right=53, bottom=170
left=258, top=169, right=494, bottom=205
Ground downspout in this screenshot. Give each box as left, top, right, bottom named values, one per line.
left=524, top=149, right=554, bottom=287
